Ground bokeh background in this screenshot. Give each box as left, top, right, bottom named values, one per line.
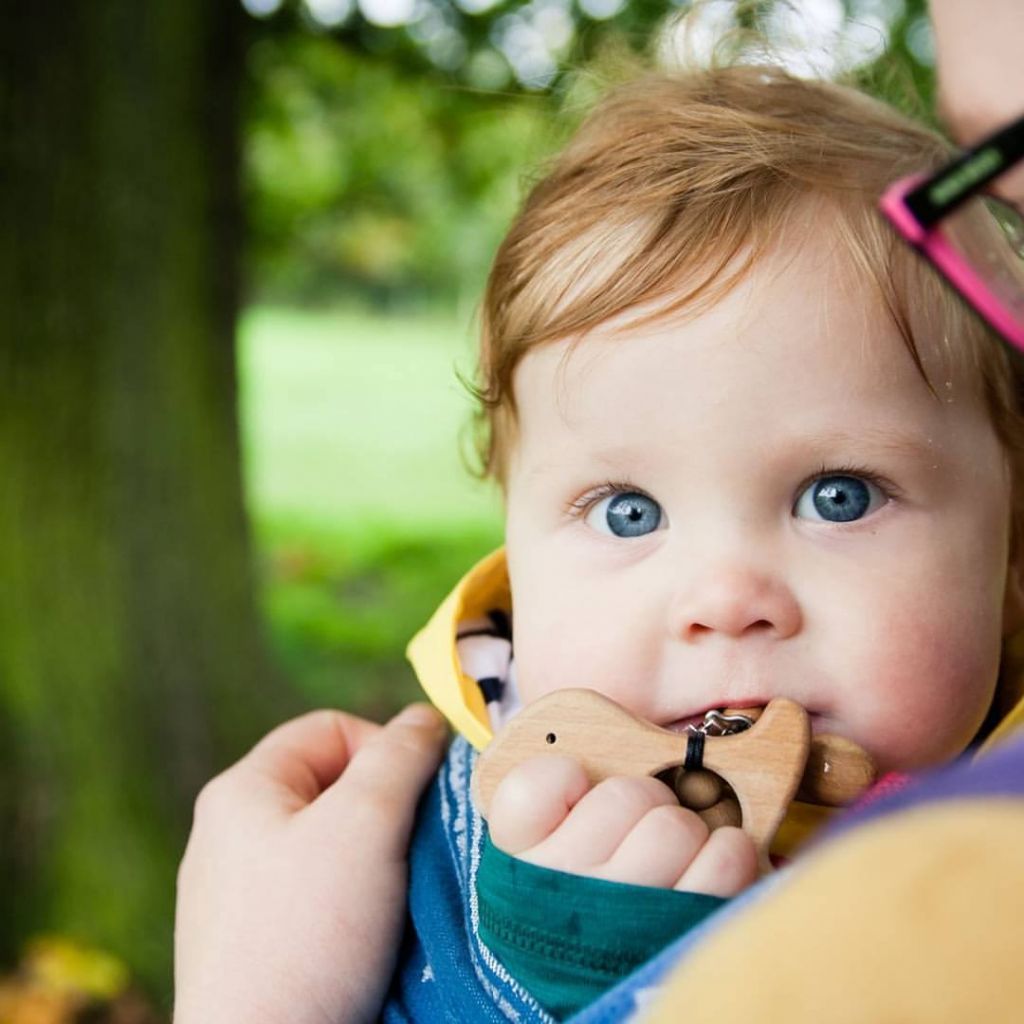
left=1, top=0, right=935, bottom=1018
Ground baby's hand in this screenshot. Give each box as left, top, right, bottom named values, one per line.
left=486, top=756, right=758, bottom=897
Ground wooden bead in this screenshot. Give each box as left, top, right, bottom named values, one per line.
left=673, top=768, right=724, bottom=810
left=698, top=795, right=742, bottom=830
left=796, top=734, right=877, bottom=806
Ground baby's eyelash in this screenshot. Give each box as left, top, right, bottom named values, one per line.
left=563, top=481, right=645, bottom=519
left=563, top=466, right=900, bottom=521
left=800, top=463, right=901, bottom=500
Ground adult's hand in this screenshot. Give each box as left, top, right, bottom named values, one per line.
left=173, top=703, right=448, bottom=1024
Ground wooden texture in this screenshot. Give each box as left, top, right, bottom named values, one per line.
left=798, top=734, right=879, bottom=805
left=473, top=688, right=819, bottom=871
left=722, top=707, right=878, bottom=806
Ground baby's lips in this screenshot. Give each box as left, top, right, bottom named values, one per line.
left=723, top=704, right=763, bottom=719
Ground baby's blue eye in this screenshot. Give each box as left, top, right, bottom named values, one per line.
left=586, top=491, right=664, bottom=537
left=794, top=475, right=884, bottom=523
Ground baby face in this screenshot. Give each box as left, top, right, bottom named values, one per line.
left=503, top=238, right=1021, bottom=774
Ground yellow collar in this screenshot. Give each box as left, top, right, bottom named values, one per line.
left=406, top=548, right=510, bottom=751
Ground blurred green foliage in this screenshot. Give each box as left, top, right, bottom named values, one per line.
left=243, top=0, right=934, bottom=306
left=244, top=35, right=559, bottom=305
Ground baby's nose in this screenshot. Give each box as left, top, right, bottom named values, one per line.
left=668, top=566, right=802, bottom=642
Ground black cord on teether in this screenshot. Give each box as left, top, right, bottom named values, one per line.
left=684, top=731, right=704, bottom=771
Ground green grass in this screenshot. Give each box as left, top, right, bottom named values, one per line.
left=239, top=304, right=502, bottom=533
left=238, top=305, right=503, bottom=717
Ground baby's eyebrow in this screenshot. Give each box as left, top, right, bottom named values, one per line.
left=523, top=450, right=638, bottom=480
left=800, top=428, right=936, bottom=461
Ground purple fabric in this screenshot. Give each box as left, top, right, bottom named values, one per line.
left=813, top=730, right=1024, bottom=846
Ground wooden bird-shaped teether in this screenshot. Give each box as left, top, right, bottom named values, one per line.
left=472, top=688, right=875, bottom=872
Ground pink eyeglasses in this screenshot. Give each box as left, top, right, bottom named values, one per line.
left=880, top=114, right=1024, bottom=352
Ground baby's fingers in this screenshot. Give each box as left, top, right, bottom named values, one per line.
left=673, top=825, right=759, bottom=897
left=592, top=805, right=709, bottom=889
left=487, top=756, right=591, bottom=854
left=523, top=776, right=678, bottom=872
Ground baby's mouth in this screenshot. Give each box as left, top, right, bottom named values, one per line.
left=661, top=703, right=826, bottom=735
left=661, top=703, right=766, bottom=734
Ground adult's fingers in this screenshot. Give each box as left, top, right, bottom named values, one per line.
left=248, top=709, right=383, bottom=807
left=487, top=756, right=591, bottom=855
left=312, top=703, right=449, bottom=857
left=196, top=709, right=384, bottom=828
left=674, top=826, right=758, bottom=898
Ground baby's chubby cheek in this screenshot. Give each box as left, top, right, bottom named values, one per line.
left=511, top=612, right=614, bottom=706
left=843, top=595, right=1003, bottom=773
left=509, top=583, right=656, bottom=716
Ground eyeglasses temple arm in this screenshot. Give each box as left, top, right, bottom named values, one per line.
left=906, top=114, right=1024, bottom=229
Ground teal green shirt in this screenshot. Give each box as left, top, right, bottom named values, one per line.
left=477, top=836, right=728, bottom=1020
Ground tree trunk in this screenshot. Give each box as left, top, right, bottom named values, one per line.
left=0, top=0, right=286, bottom=999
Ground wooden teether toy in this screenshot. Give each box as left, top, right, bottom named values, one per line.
left=471, top=688, right=877, bottom=872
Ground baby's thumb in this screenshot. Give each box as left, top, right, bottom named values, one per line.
left=487, top=755, right=591, bottom=855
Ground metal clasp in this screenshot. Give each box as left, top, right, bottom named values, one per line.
left=690, top=709, right=756, bottom=738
